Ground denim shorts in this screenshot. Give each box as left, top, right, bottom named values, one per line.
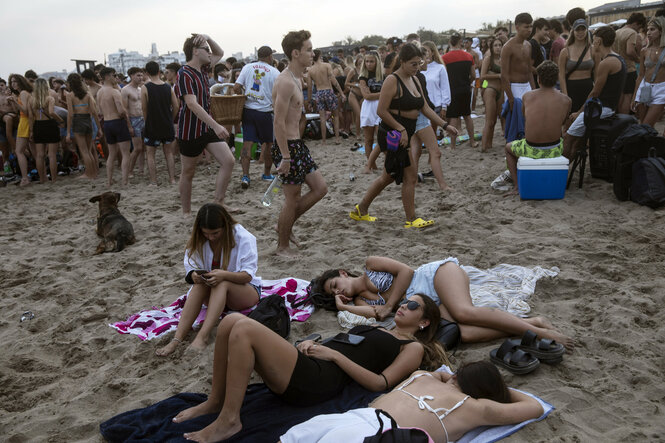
left=415, top=112, right=431, bottom=132
left=405, top=257, right=460, bottom=304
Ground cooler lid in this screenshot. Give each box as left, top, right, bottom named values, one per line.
left=517, top=156, right=569, bottom=168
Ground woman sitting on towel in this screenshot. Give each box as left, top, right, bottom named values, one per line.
left=280, top=361, right=544, bottom=443
left=156, top=203, right=261, bottom=357
left=310, top=256, right=574, bottom=350
left=173, top=294, right=448, bottom=442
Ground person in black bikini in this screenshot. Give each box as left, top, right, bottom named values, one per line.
left=480, top=37, right=504, bottom=152
left=349, top=43, right=458, bottom=229
left=172, top=293, right=447, bottom=442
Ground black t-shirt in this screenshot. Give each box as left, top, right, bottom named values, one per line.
left=384, top=52, right=397, bottom=71
left=359, top=73, right=383, bottom=93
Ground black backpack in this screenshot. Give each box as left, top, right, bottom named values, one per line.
left=631, top=150, right=665, bottom=208
left=363, top=409, right=430, bottom=443
left=248, top=295, right=290, bottom=338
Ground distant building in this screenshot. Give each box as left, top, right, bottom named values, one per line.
left=588, top=0, right=664, bottom=24
left=39, top=70, right=70, bottom=81
left=107, top=44, right=185, bottom=74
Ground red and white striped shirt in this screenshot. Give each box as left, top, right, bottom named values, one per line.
left=174, top=64, right=211, bottom=140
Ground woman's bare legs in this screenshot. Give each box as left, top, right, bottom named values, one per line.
left=35, top=143, right=47, bottom=184
left=363, top=126, right=378, bottom=172
left=74, top=133, right=96, bottom=179
left=433, top=262, right=575, bottom=350
left=47, top=142, right=58, bottom=182
left=15, top=137, right=30, bottom=185
left=413, top=125, right=450, bottom=191
left=155, top=283, right=211, bottom=356
left=180, top=315, right=299, bottom=442
left=642, top=104, right=665, bottom=128
left=189, top=281, right=259, bottom=350
left=481, top=88, right=497, bottom=152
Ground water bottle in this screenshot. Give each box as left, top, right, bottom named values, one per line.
left=261, top=176, right=283, bottom=207
left=349, top=172, right=355, bottom=181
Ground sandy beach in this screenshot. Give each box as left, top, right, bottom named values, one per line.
left=1, top=114, right=664, bottom=442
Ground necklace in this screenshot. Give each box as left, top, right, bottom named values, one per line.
left=287, top=68, right=302, bottom=91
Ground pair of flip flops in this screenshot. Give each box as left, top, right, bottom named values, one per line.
left=490, top=330, right=565, bottom=375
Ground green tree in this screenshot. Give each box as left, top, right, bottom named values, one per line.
left=358, top=34, right=386, bottom=46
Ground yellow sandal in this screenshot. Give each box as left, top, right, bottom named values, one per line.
left=404, top=217, right=434, bottom=228
left=349, top=204, right=377, bottom=222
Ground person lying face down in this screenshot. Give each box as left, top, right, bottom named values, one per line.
left=173, top=293, right=449, bottom=442
left=310, top=256, right=575, bottom=351
left=280, top=361, right=544, bottom=443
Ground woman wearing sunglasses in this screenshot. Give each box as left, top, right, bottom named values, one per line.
left=310, top=256, right=574, bottom=350
left=173, top=293, right=448, bottom=442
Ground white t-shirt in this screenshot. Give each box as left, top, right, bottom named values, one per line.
left=235, top=61, right=280, bottom=112
left=183, top=224, right=261, bottom=287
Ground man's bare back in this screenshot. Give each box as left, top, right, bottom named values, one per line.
left=97, top=86, right=125, bottom=120
left=503, top=37, right=532, bottom=83
left=273, top=70, right=303, bottom=140
left=121, top=84, right=142, bottom=117
left=309, top=61, right=334, bottom=90
left=523, top=88, right=571, bottom=143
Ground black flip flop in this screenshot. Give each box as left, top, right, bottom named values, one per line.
left=511, top=330, right=565, bottom=364
left=490, top=340, right=540, bottom=375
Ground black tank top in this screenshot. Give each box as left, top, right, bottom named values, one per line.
left=597, top=54, right=626, bottom=111
left=324, top=325, right=413, bottom=373
left=144, top=82, right=176, bottom=139
left=389, top=73, right=425, bottom=111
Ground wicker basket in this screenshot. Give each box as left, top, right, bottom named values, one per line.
left=210, top=83, right=246, bottom=125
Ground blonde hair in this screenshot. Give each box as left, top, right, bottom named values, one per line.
left=186, top=204, right=237, bottom=271
left=359, top=51, right=384, bottom=82
left=32, top=78, right=50, bottom=110
left=422, top=41, right=443, bottom=65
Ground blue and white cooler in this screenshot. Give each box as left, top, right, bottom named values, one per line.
left=517, top=156, right=569, bottom=200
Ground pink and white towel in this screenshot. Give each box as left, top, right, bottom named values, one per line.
left=110, top=278, right=313, bottom=341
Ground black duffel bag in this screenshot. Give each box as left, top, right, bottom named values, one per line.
left=631, top=150, right=665, bottom=208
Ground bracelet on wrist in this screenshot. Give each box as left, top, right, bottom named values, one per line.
left=442, top=122, right=449, bottom=129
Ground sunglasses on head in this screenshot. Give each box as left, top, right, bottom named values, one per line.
left=399, top=299, right=421, bottom=311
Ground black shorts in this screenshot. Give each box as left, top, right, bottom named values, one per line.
left=33, top=120, right=61, bottom=144
left=178, top=130, right=223, bottom=157
left=271, top=139, right=318, bottom=185
left=623, top=71, right=638, bottom=95
left=447, top=91, right=472, bottom=118
left=278, top=351, right=348, bottom=406
left=104, top=119, right=131, bottom=144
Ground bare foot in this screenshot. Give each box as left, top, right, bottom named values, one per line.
left=547, top=330, right=576, bottom=353
left=439, top=184, right=453, bottom=192
left=470, top=141, right=479, bottom=148
left=526, top=316, right=558, bottom=332
left=184, top=416, right=242, bottom=442
left=19, top=178, right=31, bottom=187
left=275, top=247, right=299, bottom=257
left=155, top=339, right=181, bottom=357
left=274, top=225, right=300, bottom=248
left=503, top=188, right=519, bottom=197
left=188, top=336, right=207, bottom=351
left=172, top=400, right=221, bottom=423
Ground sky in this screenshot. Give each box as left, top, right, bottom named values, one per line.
left=2, top=0, right=607, bottom=78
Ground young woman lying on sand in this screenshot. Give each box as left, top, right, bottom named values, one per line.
left=174, top=294, right=448, bottom=442
left=310, top=256, right=575, bottom=351
left=156, top=204, right=261, bottom=357
left=280, top=361, right=543, bottom=443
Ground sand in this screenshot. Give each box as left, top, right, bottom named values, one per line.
left=1, top=114, right=664, bottom=442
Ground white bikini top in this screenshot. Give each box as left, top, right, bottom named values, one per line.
left=396, top=372, right=470, bottom=443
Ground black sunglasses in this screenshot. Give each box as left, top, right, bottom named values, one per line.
left=399, top=300, right=421, bottom=311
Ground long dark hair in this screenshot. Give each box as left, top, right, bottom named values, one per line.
left=186, top=203, right=237, bottom=270
left=308, top=269, right=359, bottom=311
left=457, top=361, right=511, bottom=403
left=67, top=73, right=88, bottom=100
left=409, top=294, right=450, bottom=371
left=8, top=74, right=32, bottom=94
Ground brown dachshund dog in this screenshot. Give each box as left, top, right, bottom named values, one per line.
left=89, top=192, right=136, bottom=254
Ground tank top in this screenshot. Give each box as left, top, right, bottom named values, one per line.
left=389, top=73, right=425, bottom=111
left=144, top=82, right=176, bottom=140
left=597, top=54, right=626, bottom=111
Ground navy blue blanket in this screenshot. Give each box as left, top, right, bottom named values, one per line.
left=100, top=382, right=382, bottom=442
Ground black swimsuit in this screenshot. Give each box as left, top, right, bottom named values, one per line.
left=279, top=325, right=413, bottom=406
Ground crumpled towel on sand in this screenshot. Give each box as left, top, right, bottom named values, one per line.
left=338, top=263, right=559, bottom=328
left=110, top=278, right=314, bottom=340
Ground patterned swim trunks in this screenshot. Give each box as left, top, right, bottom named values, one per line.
left=315, top=89, right=338, bottom=112
left=510, top=138, right=563, bottom=159
left=271, top=139, right=318, bottom=185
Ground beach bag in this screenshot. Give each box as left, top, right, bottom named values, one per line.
left=363, top=409, right=431, bottom=443
left=630, top=151, right=665, bottom=208
left=248, top=295, right=290, bottom=338
left=436, top=319, right=461, bottom=352
left=583, top=97, right=603, bottom=132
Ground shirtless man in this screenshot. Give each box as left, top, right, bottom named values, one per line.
left=97, top=67, right=133, bottom=186
left=505, top=61, right=571, bottom=194
left=0, top=78, right=18, bottom=163
left=82, top=69, right=102, bottom=99
left=165, top=62, right=181, bottom=87
left=308, top=49, right=346, bottom=142
left=271, top=30, right=328, bottom=256
left=613, top=13, right=646, bottom=114
left=122, top=67, right=146, bottom=176
left=501, top=13, right=535, bottom=111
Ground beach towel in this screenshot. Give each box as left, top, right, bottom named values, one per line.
left=109, top=278, right=314, bottom=341
left=501, top=97, right=525, bottom=143
left=99, top=382, right=383, bottom=443
left=338, top=262, right=559, bottom=328
left=435, top=365, right=554, bottom=443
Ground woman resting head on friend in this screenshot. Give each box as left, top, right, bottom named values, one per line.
left=156, top=203, right=261, bottom=357
left=280, top=360, right=543, bottom=443
left=310, top=256, right=575, bottom=351
left=174, top=294, right=448, bottom=442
